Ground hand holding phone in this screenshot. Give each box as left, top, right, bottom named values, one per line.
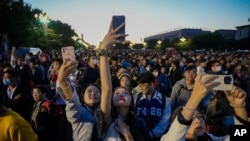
left=112, top=15, right=125, bottom=42
left=202, top=74, right=233, bottom=91
left=61, top=46, right=76, bottom=61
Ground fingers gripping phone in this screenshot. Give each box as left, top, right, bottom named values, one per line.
left=112, top=15, right=125, bottom=42
left=202, top=74, right=233, bottom=91
left=61, top=46, right=76, bottom=61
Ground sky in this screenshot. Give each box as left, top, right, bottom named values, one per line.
left=24, top=0, right=250, bottom=45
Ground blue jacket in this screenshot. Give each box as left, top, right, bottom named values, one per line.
left=134, top=91, right=172, bottom=138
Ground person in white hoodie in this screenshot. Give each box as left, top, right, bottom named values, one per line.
left=161, top=73, right=249, bottom=141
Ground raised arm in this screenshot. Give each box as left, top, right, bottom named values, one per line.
left=161, top=73, right=220, bottom=141
left=57, top=59, right=77, bottom=99
left=224, top=86, right=249, bottom=122
left=99, top=20, right=125, bottom=127
left=10, top=46, right=16, bottom=67
left=182, top=74, right=219, bottom=121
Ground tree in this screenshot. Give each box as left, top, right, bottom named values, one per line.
left=0, top=0, right=80, bottom=51
left=169, top=37, right=180, bottom=49
left=145, top=39, right=157, bottom=49
left=132, top=43, right=144, bottom=49
left=160, top=39, right=170, bottom=50
left=1, top=0, right=36, bottom=47
left=190, top=32, right=224, bottom=50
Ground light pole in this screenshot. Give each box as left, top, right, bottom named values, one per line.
left=34, top=12, right=50, bottom=37
left=157, top=40, right=162, bottom=45
left=180, top=37, right=186, bottom=42
left=179, top=37, right=187, bottom=49
left=157, top=40, right=162, bottom=49
left=143, top=42, right=147, bottom=48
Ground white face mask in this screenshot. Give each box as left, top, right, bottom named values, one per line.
left=216, top=66, right=222, bottom=72
left=152, top=72, right=159, bottom=77
left=93, top=59, right=98, bottom=65
left=146, top=67, right=151, bottom=71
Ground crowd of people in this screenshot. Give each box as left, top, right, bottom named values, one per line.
left=0, top=21, right=250, bottom=141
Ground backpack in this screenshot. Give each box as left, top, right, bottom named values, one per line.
left=43, top=100, right=65, bottom=122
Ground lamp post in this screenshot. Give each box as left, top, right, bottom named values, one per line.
left=72, top=35, right=78, bottom=41
left=157, top=40, right=162, bottom=45
left=179, top=37, right=187, bottom=49
left=35, top=12, right=50, bottom=37
left=157, top=40, right=162, bottom=49
left=180, top=37, right=186, bottom=42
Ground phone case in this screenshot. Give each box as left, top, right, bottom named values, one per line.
left=61, top=46, right=75, bottom=61
left=112, top=15, right=125, bottom=41
left=202, top=74, right=233, bottom=91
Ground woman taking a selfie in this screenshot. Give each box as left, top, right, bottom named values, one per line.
left=98, top=20, right=149, bottom=141
left=57, top=59, right=101, bottom=140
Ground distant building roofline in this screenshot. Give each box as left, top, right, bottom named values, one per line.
left=215, top=29, right=236, bottom=31
left=235, top=24, right=250, bottom=28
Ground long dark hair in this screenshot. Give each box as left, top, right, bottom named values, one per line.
left=80, top=83, right=101, bottom=107
left=111, top=86, right=135, bottom=121
left=111, top=86, right=150, bottom=141
left=111, top=86, right=135, bottom=139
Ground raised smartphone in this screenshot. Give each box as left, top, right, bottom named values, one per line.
left=202, top=74, right=233, bottom=91
left=61, top=46, right=75, bottom=61
left=112, top=15, right=125, bottom=42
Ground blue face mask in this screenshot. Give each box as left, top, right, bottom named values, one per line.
left=3, top=79, right=11, bottom=86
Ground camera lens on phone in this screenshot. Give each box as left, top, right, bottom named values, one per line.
left=224, top=76, right=232, bottom=84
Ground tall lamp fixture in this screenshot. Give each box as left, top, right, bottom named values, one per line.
left=35, top=12, right=50, bottom=37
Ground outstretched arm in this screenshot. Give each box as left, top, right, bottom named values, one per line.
left=99, top=20, right=126, bottom=128
left=161, top=73, right=220, bottom=141
left=224, top=86, right=249, bottom=122
left=182, top=74, right=219, bottom=120
left=57, top=59, right=77, bottom=99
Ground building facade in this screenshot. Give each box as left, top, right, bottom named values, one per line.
left=235, top=24, right=250, bottom=40
left=214, top=29, right=236, bottom=40
left=144, top=28, right=210, bottom=42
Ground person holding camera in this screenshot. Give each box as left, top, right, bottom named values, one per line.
left=161, top=73, right=249, bottom=141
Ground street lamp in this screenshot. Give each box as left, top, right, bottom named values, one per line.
left=157, top=40, right=162, bottom=45
left=180, top=37, right=186, bottom=42
left=156, top=40, right=162, bottom=49
left=72, top=35, right=78, bottom=41
left=35, top=12, right=50, bottom=37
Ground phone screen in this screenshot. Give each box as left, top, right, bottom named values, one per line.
left=112, top=15, right=125, bottom=42
left=61, top=46, right=75, bottom=61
